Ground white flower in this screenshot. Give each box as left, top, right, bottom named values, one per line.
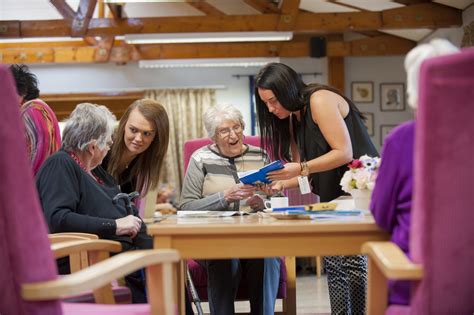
left=340, top=155, right=380, bottom=193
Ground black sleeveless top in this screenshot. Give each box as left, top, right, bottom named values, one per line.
left=292, top=89, right=378, bottom=202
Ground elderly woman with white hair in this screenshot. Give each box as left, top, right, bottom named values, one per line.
left=36, top=103, right=150, bottom=303
left=179, top=104, right=280, bottom=315
left=370, top=38, right=460, bottom=306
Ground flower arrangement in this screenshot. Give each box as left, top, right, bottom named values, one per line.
left=340, top=155, right=381, bottom=193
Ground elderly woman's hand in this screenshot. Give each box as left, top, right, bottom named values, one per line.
left=246, top=194, right=265, bottom=211
left=267, top=162, right=301, bottom=181
left=115, top=215, right=142, bottom=238
left=224, top=183, right=256, bottom=202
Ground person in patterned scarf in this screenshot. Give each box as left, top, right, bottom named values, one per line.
left=10, top=64, right=61, bottom=175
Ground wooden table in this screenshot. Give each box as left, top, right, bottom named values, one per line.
left=148, top=207, right=389, bottom=315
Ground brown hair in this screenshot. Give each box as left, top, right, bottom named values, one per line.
left=107, top=99, right=169, bottom=194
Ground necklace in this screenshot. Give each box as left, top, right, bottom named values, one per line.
left=67, top=151, right=104, bottom=185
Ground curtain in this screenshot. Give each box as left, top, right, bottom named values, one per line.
left=145, top=88, right=215, bottom=197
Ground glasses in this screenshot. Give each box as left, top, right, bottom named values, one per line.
left=217, top=125, right=243, bottom=138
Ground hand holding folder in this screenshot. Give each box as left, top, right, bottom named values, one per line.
left=238, top=160, right=284, bottom=185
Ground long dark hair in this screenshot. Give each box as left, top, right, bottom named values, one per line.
left=255, top=63, right=364, bottom=161
left=254, top=63, right=306, bottom=161
left=108, top=99, right=169, bottom=194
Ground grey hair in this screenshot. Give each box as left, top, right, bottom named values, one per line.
left=62, top=103, right=117, bottom=152
left=404, top=38, right=459, bottom=109
left=203, top=104, right=246, bottom=139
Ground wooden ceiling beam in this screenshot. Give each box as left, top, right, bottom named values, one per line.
left=382, top=3, right=461, bottom=29
left=107, top=4, right=124, bottom=19
left=0, top=34, right=416, bottom=65
left=277, top=0, right=300, bottom=30
left=0, top=3, right=460, bottom=38
left=72, top=0, right=98, bottom=37
left=243, top=0, right=280, bottom=14
left=327, top=34, right=416, bottom=56
left=50, top=0, right=97, bottom=46
left=0, top=46, right=95, bottom=64
left=188, top=0, right=225, bottom=16
left=136, top=40, right=309, bottom=59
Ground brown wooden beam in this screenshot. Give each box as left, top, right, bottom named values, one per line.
left=72, top=0, right=98, bottom=37
left=0, top=34, right=417, bottom=65
left=0, top=46, right=96, bottom=64
left=327, top=35, right=416, bottom=57
left=277, top=0, right=300, bottom=31
left=0, top=3, right=461, bottom=39
left=0, top=40, right=89, bottom=49
left=50, top=0, right=98, bottom=46
left=328, top=56, right=344, bottom=93
left=107, top=3, right=124, bottom=19
left=383, top=3, right=462, bottom=29
left=294, top=11, right=381, bottom=32
left=136, top=41, right=309, bottom=60
left=0, top=21, right=20, bottom=38
left=243, top=0, right=280, bottom=14
left=43, top=91, right=144, bottom=120
left=188, top=0, right=225, bottom=16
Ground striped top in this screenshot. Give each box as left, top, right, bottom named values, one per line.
left=20, top=99, right=61, bottom=175
left=179, top=144, right=269, bottom=211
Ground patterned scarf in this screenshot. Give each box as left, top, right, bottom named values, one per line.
left=20, top=99, right=61, bottom=175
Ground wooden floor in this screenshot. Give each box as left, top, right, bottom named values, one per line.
left=192, top=274, right=331, bottom=314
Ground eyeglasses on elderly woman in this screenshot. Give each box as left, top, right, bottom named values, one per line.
left=216, top=124, right=243, bottom=138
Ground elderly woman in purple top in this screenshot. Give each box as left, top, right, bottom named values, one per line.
left=370, top=38, right=459, bottom=305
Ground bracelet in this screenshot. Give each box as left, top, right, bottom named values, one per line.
left=300, top=161, right=310, bottom=177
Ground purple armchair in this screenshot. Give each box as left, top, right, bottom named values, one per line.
left=0, top=65, right=179, bottom=315
left=363, top=48, right=474, bottom=314
left=183, top=136, right=295, bottom=314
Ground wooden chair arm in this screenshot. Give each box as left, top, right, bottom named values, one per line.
left=362, top=242, right=423, bottom=280
left=363, top=242, right=423, bottom=315
left=51, top=240, right=122, bottom=259
left=49, top=232, right=99, bottom=239
left=22, top=249, right=179, bottom=301
left=49, top=234, right=95, bottom=244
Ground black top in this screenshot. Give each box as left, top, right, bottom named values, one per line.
left=36, top=150, right=150, bottom=250
left=95, top=153, right=138, bottom=194
left=292, top=90, right=378, bottom=202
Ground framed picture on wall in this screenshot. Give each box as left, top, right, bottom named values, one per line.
left=380, top=83, right=405, bottom=111
left=351, top=82, right=373, bottom=103
left=380, top=124, right=397, bottom=146
left=362, top=112, right=374, bottom=136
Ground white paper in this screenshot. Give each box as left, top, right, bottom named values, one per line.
left=177, top=211, right=244, bottom=218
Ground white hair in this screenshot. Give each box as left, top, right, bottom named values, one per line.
left=203, top=104, right=245, bottom=139
left=62, top=103, right=116, bottom=152
left=404, top=38, right=460, bottom=109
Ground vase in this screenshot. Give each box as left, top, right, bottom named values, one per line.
left=350, top=189, right=372, bottom=210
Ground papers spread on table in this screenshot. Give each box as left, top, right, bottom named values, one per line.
left=177, top=211, right=248, bottom=218
left=269, top=209, right=364, bottom=221
left=238, top=160, right=284, bottom=185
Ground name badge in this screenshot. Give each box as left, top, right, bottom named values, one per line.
left=298, top=176, right=311, bottom=194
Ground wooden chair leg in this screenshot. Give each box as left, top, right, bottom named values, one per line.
left=282, top=256, right=297, bottom=315
left=316, top=256, right=322, bottom=278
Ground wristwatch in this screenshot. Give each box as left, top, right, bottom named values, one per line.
left=300, top=161, right=310, bottom=177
